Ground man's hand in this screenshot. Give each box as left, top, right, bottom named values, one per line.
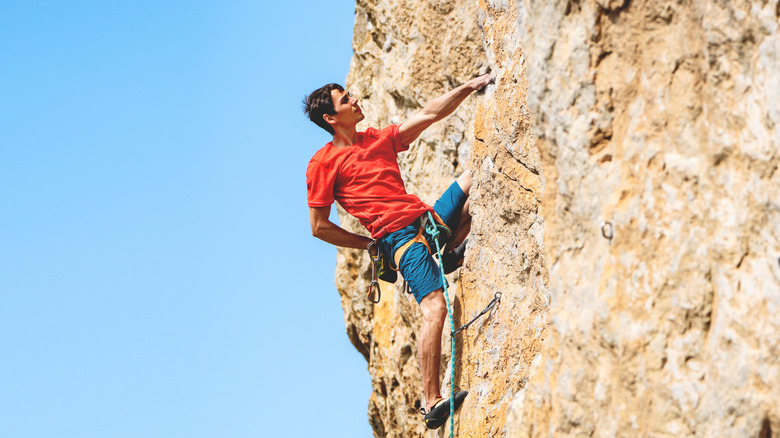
left=399, top=73, right=496, bottom=146
left=466, top=73, right=495, bottom=92
left=367, top=239, right=379, bottom=257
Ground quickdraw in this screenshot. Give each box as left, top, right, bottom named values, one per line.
left=451, top=292, right=502, bottom=336
left=367, top=240, right=381, bottom=303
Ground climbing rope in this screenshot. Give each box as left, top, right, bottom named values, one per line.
left=424, top=211, right=457, bottom=438
left=424, top=212, right=504, bottom=436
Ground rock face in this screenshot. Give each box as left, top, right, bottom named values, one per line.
left=335, top=0, right=780, bottom=437
left=510, top=1, right=780, bottom=437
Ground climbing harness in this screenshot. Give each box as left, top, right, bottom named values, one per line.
left=393, top=213, right=451, bottom=268
left=451, top=292, right=502, bottom=336
left=366, top=213, right=451, bottom=303
left=367, top=240, right=381, bottom=303
left=424, top=210, right=458, bottom=438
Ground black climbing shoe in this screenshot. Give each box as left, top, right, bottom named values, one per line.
left=421, top=390, right=469, bottom=430
left=442, top=239, right=468, bottom=274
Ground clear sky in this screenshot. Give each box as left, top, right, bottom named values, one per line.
left=0, top=1, right=373, bottom=437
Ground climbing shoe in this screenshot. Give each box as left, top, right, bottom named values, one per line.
left=442, top=239, right=468, bottom=274
left=421, top=390, right=469, bottom=430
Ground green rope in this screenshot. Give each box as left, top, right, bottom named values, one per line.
left=425, top=211, right=456, bottom=438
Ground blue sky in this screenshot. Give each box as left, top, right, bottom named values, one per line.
left=0, top=1, right=373, bottom=437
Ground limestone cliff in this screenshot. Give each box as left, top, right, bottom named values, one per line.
left=510, top=1, right=780, bottom=437
left=336, top=0, right=780, bottom=437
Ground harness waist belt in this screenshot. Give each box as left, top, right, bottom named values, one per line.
left=391, top=212, right=452, bottom=270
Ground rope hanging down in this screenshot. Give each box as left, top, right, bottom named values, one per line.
left=425, top=212, right=504, bottom=437
left=425, top=211, right=457, bottom=438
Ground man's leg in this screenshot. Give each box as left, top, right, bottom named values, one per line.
left=419, top=289, right=447, bottom=411
left=456, top=170, right=472, bottom=195
left=446, top=171, right=472, bottom=251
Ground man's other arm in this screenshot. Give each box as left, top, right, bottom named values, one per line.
left=310, top=205, right=374, bottom=251
left=398, top=73, right=494, bottom=146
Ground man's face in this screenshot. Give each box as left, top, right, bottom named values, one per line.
left=327, top=89, right=364, bottom=128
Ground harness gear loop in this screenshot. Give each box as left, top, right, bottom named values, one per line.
left=424, top=211, right=457, bottom=438
left=367, top=240, right=381, bottom=303
left=451, top=292, right=502, bottom=336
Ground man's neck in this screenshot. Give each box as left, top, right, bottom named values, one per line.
left=331, top=124, right=359, bottom=148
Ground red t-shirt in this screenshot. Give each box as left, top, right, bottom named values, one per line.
left=306, top=124, right=432, bottom=239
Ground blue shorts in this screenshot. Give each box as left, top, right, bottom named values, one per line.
left=378, top=180, right=467, bottom=304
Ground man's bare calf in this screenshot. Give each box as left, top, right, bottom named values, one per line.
left=419, top=289, right=448, bottom=411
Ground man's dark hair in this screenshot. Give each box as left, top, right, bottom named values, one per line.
left=303, top=83, right=344, bottom=135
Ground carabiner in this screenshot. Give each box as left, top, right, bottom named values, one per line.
left=367, top=280, right=381, bottom=303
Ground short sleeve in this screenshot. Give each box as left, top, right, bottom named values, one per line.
left=377, top=124, right=408, bottom=154
left=306, top=157, right=336, bottom=207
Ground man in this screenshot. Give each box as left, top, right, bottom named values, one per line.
left=304, top=73, right=494, bottom=429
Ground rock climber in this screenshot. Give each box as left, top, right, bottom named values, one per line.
left=304, top=73, right=494, bottom=429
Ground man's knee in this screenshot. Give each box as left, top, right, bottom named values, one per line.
left=420, top=290, right=447, bottom=323
left=456, top=171, right=472, bottom=196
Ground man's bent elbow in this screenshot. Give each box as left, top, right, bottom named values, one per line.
left=311, top=220, right=332, bottom=241
left=311, top=223, right=323, bottom=239
left=309, top=206, right=330, bottom=239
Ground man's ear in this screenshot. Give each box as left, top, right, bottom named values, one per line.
left=323, top=113, right=335, bottom=126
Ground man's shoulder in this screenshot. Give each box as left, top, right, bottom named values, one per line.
left=361, top=124, right=397, bottom=136
left=358, top=124, right=400, bottom=144
left=361, top=126, right=379, bottom=136
left=307, top=140, right=349, bottom=173
left=309, top=142, right=334, bottom=163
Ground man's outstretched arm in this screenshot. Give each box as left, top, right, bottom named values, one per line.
left=399, top=73, right=494, bottom=146
left=310, top=205, right=374, bottom=251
